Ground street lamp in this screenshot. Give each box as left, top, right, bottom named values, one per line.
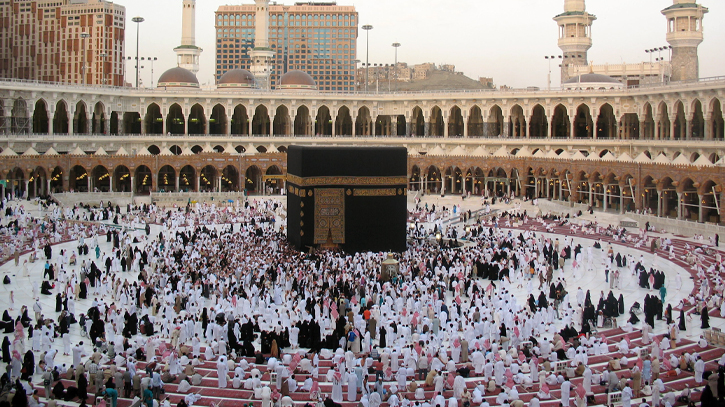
left=544, top=55, right=557, bottom=90
left=132, top=16, right=145, bottom=89
left=142, top=57, right=158, bottom=88
left=392, top=42, right=401, bottom=92
left=362, top=24, right=373, bottom=93
left=80, top=32, right=90, bottom=85
left=99, top=52, right=107, bottom=85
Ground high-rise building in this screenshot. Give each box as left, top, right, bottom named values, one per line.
left=215, top=1, right=358, bottom=91
left=553, top=0, right=596, bottom=83
left=0, top=0, right=126, bottom=86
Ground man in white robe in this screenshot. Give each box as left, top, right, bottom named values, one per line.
left=216, top=356, right=229, bottom=388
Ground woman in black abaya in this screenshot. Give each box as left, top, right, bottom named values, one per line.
left=665, top=304, right=673, bottom=325
left=2, top=337, right=10, bottom=363
left=701, top=305, right=710, bottom=329
left=678, top=308, right=687, bottom=331
left=2, top=311, right=13, bottom=333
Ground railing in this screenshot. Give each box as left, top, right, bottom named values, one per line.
left=1, top=75, right=724, bottom=96
left=1, top=132, right=725, bottom=144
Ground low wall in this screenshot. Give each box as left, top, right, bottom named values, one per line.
left=150, top=191, right=246, bottom=207
left=625, top=212, right=725, bottom=238
left=52, top=192, right=134, bottom=208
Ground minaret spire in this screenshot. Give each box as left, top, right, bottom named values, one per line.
left=249, top=0, right=275, bottom=90
left=662, top=0, right=708, bottom=81
left=174, top=0, right=203, bottom=74
left=554, top=0, right=596, bottom=83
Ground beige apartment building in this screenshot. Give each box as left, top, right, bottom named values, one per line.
left=0, top=0, right=126, bottom=86
left=215, top=1, right=358, bottom=91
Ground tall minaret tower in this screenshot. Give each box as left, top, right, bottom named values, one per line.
left=553, top=0, right=596, bottom=83
left=174, top=0, right=203, bottom=74
left=249, top=0, right=275, bottom=90
left=662, top=0, right=708, bottom=82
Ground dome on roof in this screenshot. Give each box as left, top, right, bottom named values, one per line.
left=562, top=73, right=624, bottom=90
left=277, top=70, right=316, bottom=90
left=218, top=69, right=255, bottom=88
left=157, top=67, right=199, bottom=88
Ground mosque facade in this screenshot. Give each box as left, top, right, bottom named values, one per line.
left=0, top=0, right=723, bottom=225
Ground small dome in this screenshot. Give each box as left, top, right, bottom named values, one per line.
left=277, top=70, right=316, bottom=90
left=562, top=73, right=624, bottom=90
left=157, top=67, right=199, bottom=88
left=218, top=69, right=255, bottom=88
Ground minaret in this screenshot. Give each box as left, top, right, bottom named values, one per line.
left=553, top=0, right=596, bottom=83
left=662, top=0, right=708, bottom=82
left=174, top=0, right=203, bottom=74
left=249, top=0, right=275, bottom=90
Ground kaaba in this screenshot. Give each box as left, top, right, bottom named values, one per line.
left=287, top=146, right=408, bottom=253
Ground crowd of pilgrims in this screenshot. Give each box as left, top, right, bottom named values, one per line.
left=0, top=196, right=705, bottom=407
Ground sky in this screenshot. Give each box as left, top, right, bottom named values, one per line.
left=121, top=0, right=724, bottom=89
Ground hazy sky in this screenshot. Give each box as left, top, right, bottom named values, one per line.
left=121, top=0, right=724, bottom=89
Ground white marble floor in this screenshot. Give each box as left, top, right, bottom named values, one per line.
left=0, top=194, right=719, bottom=385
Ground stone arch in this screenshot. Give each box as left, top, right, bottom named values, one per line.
left=509, top=105, right=526, bottom=138
left=658, top=177, right=677, bottom=218
left=213, top=145, right=225, bottom=153
left=91, top=101, right=106, bottom=134
left=28, top=167, right=47, bottom=198
left=191, top=145, right=203, bottom=154
left=444, top=166, right=463, bottom=194
left=231, top=105, right=249, bottom=135
left=199, top=165, right=217, bottom=192
left=158, top=165, right=176, bottom=192
left=335, top=106, right=353, bottom=136
left=32, top=99, right=49, bottom=133
left=256, top=146, right=267, bottom=153
left=167, top=103, right=185, bottom=134
left=113, top=165, right=131, bottom=192
left=53, top=100, right=70, bottom=134
left=574, top=104, right=593, bottom=138
left=426, top=165, right=441, bottom=194
left=411, top=106, right=425, bottom=137
left=293, top=106, right=312, bottom=136
left=69, top=165, right=89, bottom=192
left=467, top=106, right=483, bottom=138
left=273, top=105, right=291, bottom=136
left=222, top=165, right=239, bottom=192
left=245, top=165, right=262, bottom=193
left=657, top=102, right=670, bottom=139
left=410, top=165, right=421, bottom=191
left=530, top=104, right=548, bottom=138
left=179, top=165, right=196, bottom=191
left=641, top=103, right=655, bottom=139
left=11, top=98, right=29, bottom=133
left=699, top=179, right=720, bottom=223
left=315, top=105, right=332, bottom=136
left=145, top=103, right=163, bottom=134
left=188, top=104, right=206, bottom=135
left=7, top=168, right=26, bottom=198
left=74, top=101, right=89, bottom=134
left=134, top=165, right=153, bottom=194
left=147, top=145, right=160, bottom=155
left=252, top=105, right=270, bottom=135
left=673, top=100, right=686, bottom=140
left=123, top=112, right=141, bottom=134
left=209, top=104, right=228, bottom=135
left=91, top=165, right=111, bottom=192
left=50, top=166, right=63, bottom=193
left=679, top=178, right=699, bottom=221
left=709, top=98, right=724, bottom=140
left=429, top=106, right=444, bottom=137
left=448, top=106, right=464, bottom=138
left=355, top=106, right=372, bottom=136
left=690, top=99, right=704, bottom=139
left=641, top=175, right=657, bottom=214
left=235, top=145, right=247, bottom=154
left=265, top=165, right=283, bottom=194
left=596, top=103, right=616, bottom=139
left=486, top=105, right=504, bottom=137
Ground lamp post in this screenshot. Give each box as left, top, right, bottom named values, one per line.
left=362, top=24, right=373, bottom=93
left=99, top=52, right=107, bottom=85
left=142, top=57, right=158, bottom=88
left=544, top=55, right=557, bottom=90
left=132, top=16, right=145, bottom=89
left=392, top=42, right=400, bottom=92
left=80, top=32, right=90, bottom=85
